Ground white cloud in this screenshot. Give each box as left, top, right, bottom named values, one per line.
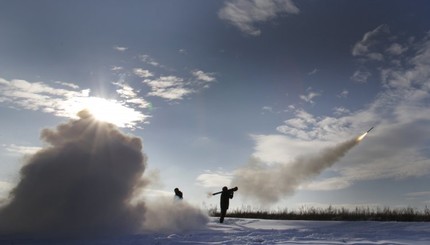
left=4, top=144, right=42, bottom=155
left=0, top=77, right=150, bottom=128
left=111, top=66, right=124, bottom=71
left=143, top=70, right=216, bottom=101
left=192, top=70, right=216, bottom=82
left=299, top=90, right=320, bottom=104
left=218, top=0, right=299, bottom=36
left=352, top=24, right=390, bottom=61
left=144, top=76, right=184, bottom=90
left=262, top=106, right=274, bottom=114
left=406, top=191, right=430, bottom=198
left=149, top=87, right=191, bottom=101
left=337, top=89, right=349, bottom=98
left=54, top=81, right=79, bottom=89
left=133, top=68, right=154, bottom=78
left=308, top=68, right=319, bottom=76
left=196, top=170, right=233, bottom=188
left=113, top=81, right=151, bottom=109
left=143, top=76, right=191, bottom=100
left=386, top=43, right=408, bottom=55
left=351, top=69, right=371, bottom=83
left=113, top=46, right=128, bottom=52
left=0, top=78, right=87, bottom=115
left=278, top=109, right=316, bottom=132
left=115, top=83, right=137, bottom=98
left=139, top=54, right=160, bottom=67
left=333, top=106, right=350, bottom=116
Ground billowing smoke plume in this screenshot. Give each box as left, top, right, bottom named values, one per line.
left=231, top=137, right=361, bottom=204
left=0, top=110, right=147, bottom=236
left=0, top=110, right=207, bottom=237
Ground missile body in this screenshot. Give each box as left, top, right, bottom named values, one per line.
left=367, top=127, right=374, bottom=133
left=212, top=186, right=238, bottom=196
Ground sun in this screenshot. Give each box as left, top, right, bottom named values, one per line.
left=62, top=96, right=147, bottom=128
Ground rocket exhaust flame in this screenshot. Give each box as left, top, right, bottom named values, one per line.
left=357, top=127, right=374, bottom=142
left=357, top=132, right=368, bottom=141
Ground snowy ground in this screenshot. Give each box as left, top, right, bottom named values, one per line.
left=1, top=217, right=430, bottom=244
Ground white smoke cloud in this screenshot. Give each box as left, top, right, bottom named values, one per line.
left=143, top=197, right=208, bottom=233
left=0, top=111, right=148, bottom=237
left=0, top=111, right=208, bottom=237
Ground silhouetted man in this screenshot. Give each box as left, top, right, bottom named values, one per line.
left=220, top=186, right=234, bottom=223
left=174, top=188, right=183, bottom=200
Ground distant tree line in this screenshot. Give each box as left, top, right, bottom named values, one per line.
left=209, top=205, right=430, bottom=222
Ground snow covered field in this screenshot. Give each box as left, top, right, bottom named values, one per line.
left=2, top=217, right=430, bottom=244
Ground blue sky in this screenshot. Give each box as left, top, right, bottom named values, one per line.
left=1, top=0, right=430, bottom=210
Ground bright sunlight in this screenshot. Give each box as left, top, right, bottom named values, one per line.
left=61, top=96, right=147, bottom=128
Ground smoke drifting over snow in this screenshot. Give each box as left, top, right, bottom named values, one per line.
left=231, top=137, right=361, bottom=204
left=143, top=197, right=209, bottom=233
left=0, top=110, right=207, bottom=237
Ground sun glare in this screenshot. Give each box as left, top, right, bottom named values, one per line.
left=62, top=97, right=147, bottom=128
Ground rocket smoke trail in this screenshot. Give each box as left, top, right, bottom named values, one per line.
left=231, top=135, right=365, bottom=204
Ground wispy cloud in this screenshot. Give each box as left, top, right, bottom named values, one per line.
left=333, top=106, right=350, bottom=116
left=113, top=46, right=128, bottom=52
left=133, top=68, right=154, bottom=78
left=142, top=69, right=216, bottom=101
left=0, top=78, right=87, bottom=114
left=351, top=69, right=371, bottom=83
left=4, top=144, right=42, bottom=155
left=139, top=54, right=160, bottom=67
left=276, top=109, right=320, bottom=140
left=308, top=68, right=319, bottom=76
left=262, top=106, right=274, bottom=114
left=218, top=0, right=299, bottom=36
left=405, top=191, right=430, bottom=198
left=352, top=24, right=390, bottom=61
left=111, top=66, right=124, bottom=71
left=196, top=170, right=233, bottom=188
left=337, top=89, right=349, bottom=98
left=54, top=81, right=79, bottom=89
left=143, top=76, right=191, bottom=100
left=299, top=89, right=320, bottom=104
left=192, top=70, right=216, bottom=82
left=113, top=81, right=151, bottom=109
left=386, top=43, right=408, bottom=55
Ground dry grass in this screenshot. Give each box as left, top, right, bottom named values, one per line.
left=209, top=205, right=430, bottom=222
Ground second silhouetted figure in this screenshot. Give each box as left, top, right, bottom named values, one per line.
left=174, top=188, right=183, bottom=200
